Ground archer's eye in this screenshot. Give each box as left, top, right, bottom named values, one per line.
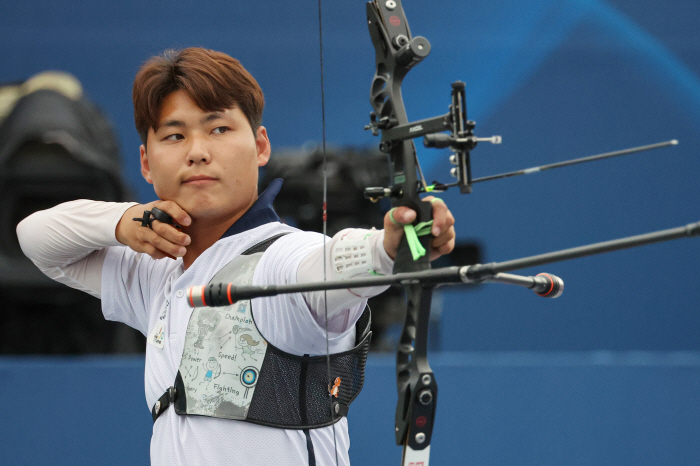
left=212, top=126, right=230, bottom=134
left=164, top=133, right=184, bottom=141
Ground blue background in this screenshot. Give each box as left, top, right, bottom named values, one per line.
left=2, top=354, right=700, bottom=465
left=1, top=0, right=699, bottom=463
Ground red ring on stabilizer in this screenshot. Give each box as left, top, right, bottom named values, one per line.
left=188, top=287, right=195, bottom=307
left=200, top=285, right=207, bottom=307
left=536, top=273, right=555, bottom=296
left=227, top=283, right=233, bottom=305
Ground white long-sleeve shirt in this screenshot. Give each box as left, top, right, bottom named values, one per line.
left=17, top=200, right=393, bottom=327
left=16, top=199, right=393, bottom=466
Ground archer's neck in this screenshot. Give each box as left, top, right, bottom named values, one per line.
left=181, top=196, right=258, bottom=269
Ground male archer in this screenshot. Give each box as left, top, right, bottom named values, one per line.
left=17, top=47, right=455, bottom=466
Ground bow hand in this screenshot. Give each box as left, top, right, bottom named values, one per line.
left=383, top=197, right=456, bottom=261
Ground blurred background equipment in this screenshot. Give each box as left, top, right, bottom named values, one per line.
left=260, top=145, right=390, bottom=235
left=0, top=71, right=144, bottom=354
left=260, top=145, right=483, bottom=351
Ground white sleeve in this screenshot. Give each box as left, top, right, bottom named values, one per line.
left=16, top=199, right=138, bottom=298
left=297, top=228, right=393, bottom=333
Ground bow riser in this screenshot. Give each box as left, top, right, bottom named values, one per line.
left=367, top=1, right=437, bottom=461
left=367, top=2, right=433, bottom=270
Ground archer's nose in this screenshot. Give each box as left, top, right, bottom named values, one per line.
left=186, top=136, right=211, bottom=165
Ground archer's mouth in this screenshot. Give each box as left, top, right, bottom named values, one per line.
left=182, top=175, right=219, bottom=185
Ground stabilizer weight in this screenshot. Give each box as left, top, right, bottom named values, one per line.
left=187, top=283, right=232, bottom=308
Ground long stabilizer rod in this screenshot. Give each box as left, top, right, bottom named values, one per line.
left=186, top=220, right=699, bottom=307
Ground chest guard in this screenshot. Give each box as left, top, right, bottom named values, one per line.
left=156, top=234, right=372, bottom=429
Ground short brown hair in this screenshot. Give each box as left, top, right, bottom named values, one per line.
left=132, top=47, right=264, bottom=145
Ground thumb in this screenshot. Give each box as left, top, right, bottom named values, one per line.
left=383, top=207, right=417, bottom=259
left=384, top=206, right=417, bottom=230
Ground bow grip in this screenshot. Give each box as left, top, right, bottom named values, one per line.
left=392, top=197, right=433, bottom=274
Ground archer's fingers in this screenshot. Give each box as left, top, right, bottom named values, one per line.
left=137, top=226, right=187, bottom=259
left=424, top=196, right=454, bottom=237
left=151, top=221, right=191, bottom=248
left=151, top=200, right=192, bottom=227
left=430, top=235, right=456, bottom=261
left=131, top=235, right=169, bottom=260
left=431, top=223, right=456, bottom=250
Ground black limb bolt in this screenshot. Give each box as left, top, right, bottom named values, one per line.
left=396, top=36, right=431, bottom=67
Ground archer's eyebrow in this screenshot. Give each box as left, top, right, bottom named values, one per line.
left=158, top=112, right=226, bottom=130
left=200, top=112, right=225, bottom=125
left=160, top=119, right=185, bottom=128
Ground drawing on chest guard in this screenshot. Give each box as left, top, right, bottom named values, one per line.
left=194, top=309, right=221, bottom=349
left=200, top=357, right=222, bottom=388
left=183, top=365, right=198, bottom=379
left=217, top=324, right=252, bottom=349
left=238, top=334, right=264, bottom=361
left=197, top=392, right=224, bottom=416
left=178, top=251, right=269, bottom=419
left=239, top=366, right=259, bottom=398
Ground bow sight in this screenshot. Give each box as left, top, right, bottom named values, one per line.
left=365, top=80, right=503, bottom=199
left=362, top=1, right=676, bottom=204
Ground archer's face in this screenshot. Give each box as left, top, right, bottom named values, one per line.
left=140, top=90, right=270, bottom=223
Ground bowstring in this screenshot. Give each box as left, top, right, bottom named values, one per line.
left=318, top=0, right=340, bottom=465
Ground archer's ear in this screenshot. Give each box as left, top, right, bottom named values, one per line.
left=140, top=144, right=153, bottom=184
left=255, top=126, right=271, bottom=167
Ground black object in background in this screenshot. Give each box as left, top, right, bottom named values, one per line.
left=259, top=146, right=391, bottom=236
left=0, top=74, right=144, bottom=354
